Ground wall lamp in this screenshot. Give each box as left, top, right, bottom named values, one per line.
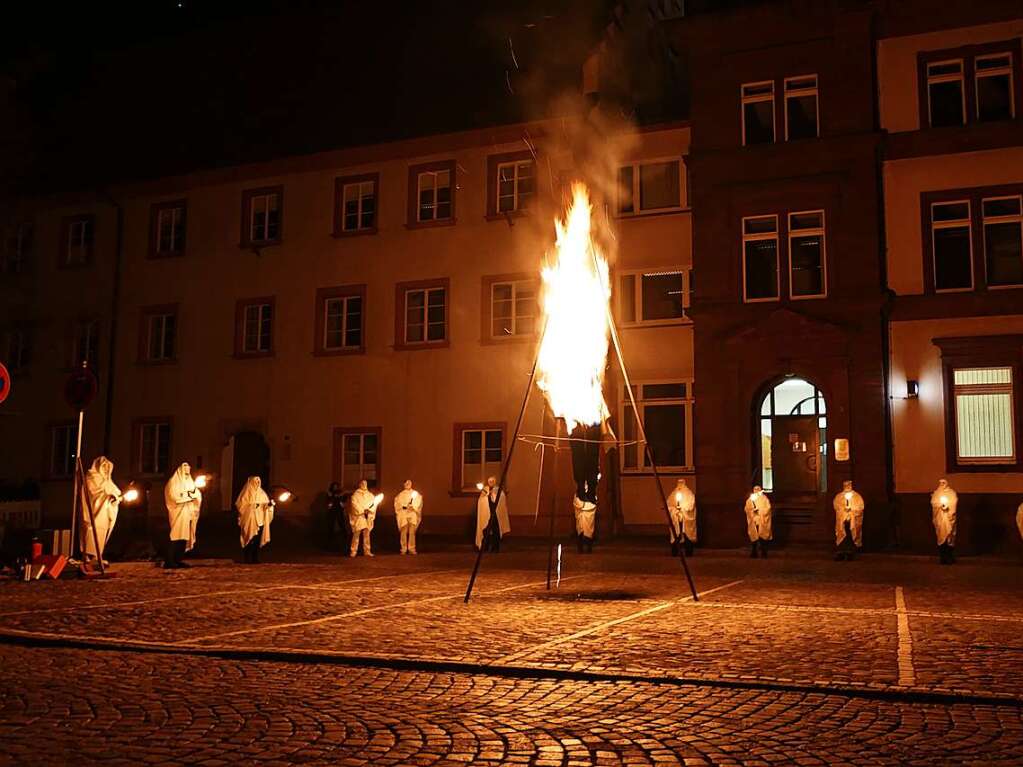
left=906, top=380, right=919, bottom=399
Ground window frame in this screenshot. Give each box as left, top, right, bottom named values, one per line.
left=481, top=273, right=540, bottom=344
left=741, top=80, right=776, bottom=147
left=139, top=304, right=179, bottom=364
left=934, top=335, right=1023, bottom=473
left=60, top=215, right=95, bottom=269
left=981, top=194, right=1023, bottom=290
left=408, top=160, right=456, bottom=228
left=332, top=426, right=382, bottom=491
left=132, top=417, right=174, bottom=477
left=4, top=220, right=33, bottom=273
left=149, top=199, right=187, bottom=258
left=45, top=421, right=77, bottom=480
left=334, top=173, right=379, bottom=236
left=6, top=328, right=32, bottom=374
left=975, top=52, right=1016, bottom=122
left=314, top=284, right=367, bottom=356
left=234, top=296, right=276, bottom=358
left=741, top=214, right=781, bottom=303
left=616, top=267, right=692, bottom=326
left=452, top=421, right=507, bottom=495
left=918, top=40, right=1023, bottom=129
left=486, top=150, right=536, bottom=219
left=394, top=278, right=450, bottom=351
left=787, top=209, right=828, bottom=300
left=618, top=380, right=695, bottom=475
left=783, top=74, right=820, bottom=141
left=71, top=318, right=101, bottom=371
left=241, top=186, right=284, bottom=247
left=616, top=158, right=686, bottom=216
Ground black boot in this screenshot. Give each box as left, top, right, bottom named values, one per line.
left=759, top=540, right=769, bottom=559
left=577, top=534, right=585, bottom=554
left=175, top=540, right=189, bottom=567
left=670, top=539, right=679, bottom=557
left=947, top=546, right=955, bottom=564
left=585, top=536, right=594, bottom=554
left=683, top=537, right=694, bottom=558
left=164, top=539, right=177, bottom=569
left=750, top=543, right=759, bottom=558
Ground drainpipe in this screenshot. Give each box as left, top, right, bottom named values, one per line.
left=100, top=190, right=124, bottom=456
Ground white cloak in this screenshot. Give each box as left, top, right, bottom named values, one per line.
left=236, top=477, right=273, bottom=548
left=349, top=488, right=378, bottom=533
left=83, top=457, right=121, bottom=560
left=476, top=488, right=510, bottom=548
left=165, top=465, right=202, bottom=550
left=573, top=496, right=596, bottom=538
left=1017, top=502, right=1023, bottom=542
left=833, top=490, right=865, bottom=547
left=930, top=483, right=958, bottom=546
left=670, top=483, right=697, bottom=542
left=394, top=489, right=423, bottom=530
left=744, top=493, right=772, bottom=542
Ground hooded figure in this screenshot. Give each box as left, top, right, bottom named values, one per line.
left=164, top=462, right=202, bottom=569
left=476, top=476, right=510, bottom=551
left=83, top=456, right=121, bottom=563
left=573, top=494, right=596, bottom=554
left=670, top=478, right=697, bottom=557
left=744, top=486, right=772, bottom=558
left=1017, top=501, right=1023, bottom=544
left=931, top=479, right=958, bottom=564
left=394, top=480, right=423, bottom=555
left=326, top=482, right=346, bottom=546
left=236, top=476, right=273, bottom=563
left=833, top=480, right=865, bottom=561
left=348, top=480, right=380, bottom=557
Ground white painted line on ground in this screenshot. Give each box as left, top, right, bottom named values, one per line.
left=175, top=574, right=593, bottom=645
left=687, top=601, right=891, bottom=616
left=493, top=579, right=745, bottom=664
left=895, top=586, right=916, bottom=687
left=0, top=569, right=462, bottom=618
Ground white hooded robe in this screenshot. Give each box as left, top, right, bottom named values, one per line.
left=84, top=457, right=121, bottom=560
left=349, top=487, right=378, bottom=533
left=573, top=496, right=596, bottom=538
left=930, top=481, right=958, bottom=546
left=744, top=492, right=772, bottom=542
left=394, top=489, right=423, bottom=530
left=834, top=489, right=865, bottom=547
left=476, top=487, right=510, bottom=548
left=1017, top=502, right=1023, bottom=542
left=165, top=464, right=202, bottom=551
left=236, top=477, right=273, bottom=549
left=670, top=481, right=697, bottom=542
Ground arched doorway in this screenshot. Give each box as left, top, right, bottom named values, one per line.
left=756, top=377, right=827, bottom=497
left=221, top=431, right=271, bottom=509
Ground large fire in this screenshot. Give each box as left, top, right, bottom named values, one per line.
left=536, top=183, right=611, bottom=433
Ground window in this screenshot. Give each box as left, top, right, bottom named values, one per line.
left=335, top=174, right=377, bottom=234
left=453, top=423, right=505, bottom=493
left=235, top=298, right=274, bottom=356
left=7, top=329, right=31, bottom=372
left=926, top=60, right=965, bottom=127
left=618, top=269, right=691, bottom=324
left=788, top=210, right=826, bottom=298
left=741, top=81, right=775, bottom=146
left=952, top=367, right=1015, bottom=464
left=396, top=279, right=449, bottom=348
left=62, top=215, right=94, bottom=267
left=4, top=221, right=33, bottom=273
left=975, top=53, right=1014, bottom=122
left=142, top=307, right=177, bottom=362
left=135, top=420, right=171, bottom=476
left=490, top=280, right=538, bottom=338
left=930, top=201, right=973, bottom=291
left=620, top=382, right=694, bottom=472
left=315, top=286, right=365, bottom=354
left=487, top=152, right=536, bottom=217
left=334, top=428, right=380, bottom=489
left=784, top=75, right=819, bottom=140
left=242, top=187, right=282, bottom=245
left=742, top=216, right=780, bottom=302
left=617, top=160, right=684, bottom=215
left=151, top=201, right=186, bottom=257
left=49, top=424, right=76, bottom=478
left=410, top=161, right=455, bottom=225
left=73, top=320, right=100, bottom=369
left=983, top=196, right=1023, bottom=287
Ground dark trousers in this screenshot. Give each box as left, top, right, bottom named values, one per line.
left=164, top=539, right=187, bottom=568
left=836, top=521, right=857, bottom=560
left=243, top=528, right=264, bottom=564
left=484, top=517, right=501, bottom=552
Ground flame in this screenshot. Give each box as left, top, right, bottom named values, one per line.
left=536, top=184, right=611, bottom=432
left=123, top=488, right=140, bottom=504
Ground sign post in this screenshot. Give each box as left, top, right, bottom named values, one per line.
left=64, top=363, right=98, bottom=563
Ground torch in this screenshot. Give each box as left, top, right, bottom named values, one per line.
left=844, top=491, right=852, bottom=511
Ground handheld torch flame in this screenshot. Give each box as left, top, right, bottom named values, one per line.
left=536, top=184, right=611, bottom=432
left=123, top=488, right=140, bottom=504
left=194, top=474, right=208, bottom=489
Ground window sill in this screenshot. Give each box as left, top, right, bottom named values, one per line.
left=147, top=251, right=186, bottom=260
left=240, top=240, right=282, bottom=249
left=393, top=340, right=450, bottom=352
left=948, top=462, right=1022, bottom=474
left=406, top=218, right=456, bottom=230
left=232, top=351, right=275, bottom=360
left=312, top=347, right=365, bottom=357
left=137, top=358, right=178, bottom=367
left=485, top=210, right=530, bottom=222
left=615, top=207, right=692, bottom=220
left=480, top=333, right=536, bottom=346
left=332, top=227, right=377, bottom=238
left=618, top=318, right=692, bottom=329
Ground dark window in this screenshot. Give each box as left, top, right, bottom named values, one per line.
left=153, top=203, right=186, bottom=255
left=461, top=428, right=503, bottom=490
left=639, top=161, right=681, bottom=211
left=743, top=216, right=779, bottom=301
left=405, top=287, right=446, bottom=344
left=927, top=60, right=965, bottom=127
left=7, top=329, right=31, bottom=372
left=931, top=201, right=973, bottom=291
left=617, top=166, right=635, bottom=214
left=418, top=170, right=452, bottom=222
left=138, top=422, right=171, bottom=475
left=5, top=222, right=33, bottom=272
left=491, top=281, right=537, bottom=338
left=250, top=194, right=280, bottom=242
left=741, top=82, right=775, bottom=146
left=243, top=304, right=273, bottom=353
left=324, top=295, right=363, bottom=350
left=975, top=53, right=1014, bottom=122
left=497, top=160, right=535, bottom=213
left=146, top=313, right=177, bottom=361
left=640, top=272, right=684, bottom=320
left=340, top=431, right=378, bottom=488
left=50, top=424, right=76, bottom=477
left=73, top=320, right=100, bottom=369
left=63, top=216, right=94, bottom=266
left=983, top=196, right=1023, bottom=287
left=343, top=180, right=376, bottom=232
left=621, top=382, right=693, bottom=471
left=788, top=211, right=826, bottom=298
left=784, top=75, right=819, bottom=140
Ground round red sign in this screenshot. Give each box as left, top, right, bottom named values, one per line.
left=0, top=362, right=9, bottom=405
left=64, top=364, right=98, bottom=411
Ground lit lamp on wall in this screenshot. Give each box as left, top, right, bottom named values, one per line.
left=906, top=380, right=920, bottom=399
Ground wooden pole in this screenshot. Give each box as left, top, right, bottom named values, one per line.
left=78, top=458, right=106, bottom=575
left=545, top=418, right=561, bottom=590
left=69, top=409, right=84, bottom=558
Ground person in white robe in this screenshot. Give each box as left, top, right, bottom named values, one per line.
left=931, top=479, right=958, bottom=564
left=744, top=485, right=772, bottom=558
left=83, top=456, right=121, bottom=564
left=476, top=476, right=510, bottom=552
left=236, top=476, right=273, bottom=564
left=573, top=495, right=596, bottom=554
left=164, top=462, right=202, bottom=569
left=669, top=478, right=697, bottom=557
left=1016, top=501, right=1023, bottom=545
left=348, top=480, right=380, bottom=557
left=833, top=480, right=865, bottom=561
left=394, top=480, right=423, bottom=555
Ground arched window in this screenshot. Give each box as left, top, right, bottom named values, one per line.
left=757, top=377, right=827, bottom=493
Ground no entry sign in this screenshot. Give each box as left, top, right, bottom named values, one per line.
left=0, top=362, right=9, bottom=405
left=64, top=364, right=98, bottom=412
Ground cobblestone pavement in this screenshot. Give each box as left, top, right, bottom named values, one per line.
left=1, top=547, right=1022, bottom=763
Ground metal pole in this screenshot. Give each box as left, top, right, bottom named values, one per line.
left=464, top=319, right=549, bottom=604
left=545, top=418, right=561, bottom=590
left=69, top=409, right=84, bottom=558
left=78, top=458, right=106, bottom=575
